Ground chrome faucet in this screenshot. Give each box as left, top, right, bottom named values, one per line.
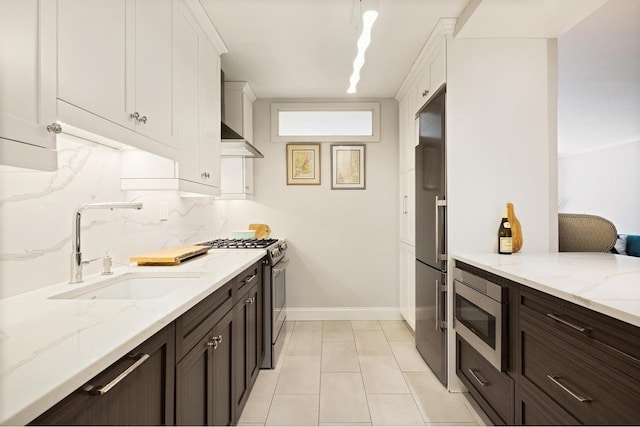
left=70, top=202, right=143, bottom=283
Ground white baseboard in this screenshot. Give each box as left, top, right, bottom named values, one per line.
left=286, top=307, right=402, bottom=321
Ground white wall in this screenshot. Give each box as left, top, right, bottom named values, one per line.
left=0, top=136, right=222, bottom=299
left=446, top=38, right=558, bottom=256
left=220, top=98, right=400, bottom=319
left=558, top=0, right=640, bottom=155
left=557, top=0, right=640, bottom=233
left=559, top=140, right=640, bottom=233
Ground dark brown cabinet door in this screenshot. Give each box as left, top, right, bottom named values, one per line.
left=31, top=324, right=175, bottom=426
left=176, top=309, right=235, bottom=427
left=516, top=382, right=579, bottom=426
left=175, top=331, right=214, bottom=425
left=234, top=281, right=263, bottom=418
left=211, top=310, right=235, bottom=426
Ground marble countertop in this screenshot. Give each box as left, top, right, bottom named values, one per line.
left=0, top=249, right=266, bottom=426
left=453, top=252, right=640, bottom=328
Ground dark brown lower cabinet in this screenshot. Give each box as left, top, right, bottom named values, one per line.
left=175, top=303, right=236, bottom=427
left=455, top=260, right=640, bottom=426
left=456, top=335, right=514, bottom=425
left=516, top=381, right=579, bottom=426
left=30, top=324, right=175, bottom=426
left=234, top=282, right=262, bottom=415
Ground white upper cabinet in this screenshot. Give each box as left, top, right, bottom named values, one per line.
left=57, top=0, right=177, bottom=158
left=416, top=38, right=447, bottom=112
left=196, top=32, right=221, bottom=190
left=121, top=0, right=223, bottom=196
left=173, top=0, right=221, bottom=191
left=220, top=82, right=257, bottom=200
left=0, top=0, right=57, bottom=171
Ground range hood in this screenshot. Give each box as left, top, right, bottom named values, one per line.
left=220, top=72, right=264, bottom=158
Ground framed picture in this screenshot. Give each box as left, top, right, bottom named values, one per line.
left=286, top=143, right=321, bottom=185
left=331, top=144, right=366, bottom=190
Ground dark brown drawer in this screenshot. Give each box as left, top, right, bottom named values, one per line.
left=457, top=334, right=514, bottom=425
left=520, top=287, right=640, bottom=377
left=516, top=380, right=579, bottom=426
left=234, top=262, right=261, bottom=301
left=520, top=318, right=640, bottom=424
left=175, top=280, right=233, bottom=361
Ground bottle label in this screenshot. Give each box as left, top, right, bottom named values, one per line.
left=504, top=222, right=511, bottom=229
left=500, top=237, right=513, bottom=253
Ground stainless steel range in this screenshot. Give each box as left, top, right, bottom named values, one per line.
left=199, top=238, right=288, bottom=369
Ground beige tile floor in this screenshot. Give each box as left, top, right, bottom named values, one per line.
left=238, top=320, right=489, bottom=426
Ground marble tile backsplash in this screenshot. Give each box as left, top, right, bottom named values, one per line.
left=0, top=136, right=225, bottom=299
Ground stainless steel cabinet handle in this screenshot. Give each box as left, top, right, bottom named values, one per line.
left=216, top=334, right=222, bottom=344
left=422, top=89, right=429, bottom=97
left=468, top=369, right=488, bottom=387
left=546, top=313, right=590, bottom=333
left=139, top=115, right=148, bottom=124
left=83, top=353, right=150, bottom=395
left=547, top=375, right=592, bottom=402
left=402, top=195, right=408, bottom=214
left=46, top=123, right=62, bottom=134
left=129, top=112, right=140, bottom=121
left=245, top=297, right=254, bottom=304
left=207, top=340, right=217, bottom=349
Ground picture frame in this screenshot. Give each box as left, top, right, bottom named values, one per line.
left=286, top=143, right=321, bottom=185
left=331, top=144, right=366, bottom=190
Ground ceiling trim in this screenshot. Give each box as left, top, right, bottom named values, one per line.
left=184, top=0, right=229, bottom=54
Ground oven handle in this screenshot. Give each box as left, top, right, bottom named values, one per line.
left=272, top=257, right=290, bottom=277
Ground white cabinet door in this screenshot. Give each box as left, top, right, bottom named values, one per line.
left=198, top=38, right=221, bottom=189
left=133, top=0, right=175, bottom=148
left=416, top=68, right=431, bottom=111
left=173, top=0, right=220, bottom=192
left=58, top=0, right=130, bottom=129
left=0, top=0, right=57, bottom=171
left=173, top=3, right=200, bottom=184
left=400, top=169, right=415, bottom=246
left=399, top=242, right=416, bottom=330
left=429, top=40, right=446, bottom=95
left=244, top=158, right=254, bottom=195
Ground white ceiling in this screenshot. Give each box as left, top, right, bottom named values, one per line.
left=454, top=0, right=609, bottom=38
left=201, top=0, right=469, bottom=99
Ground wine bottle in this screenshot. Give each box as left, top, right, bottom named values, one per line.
left=498, top=207, right=513, bottom=255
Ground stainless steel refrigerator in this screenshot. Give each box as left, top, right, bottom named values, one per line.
left=415, top=85, right=447, bottom=386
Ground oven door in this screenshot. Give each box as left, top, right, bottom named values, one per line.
left=454, top=280, right=506, bottom=371
left=272, top=257, right=289, bottom=342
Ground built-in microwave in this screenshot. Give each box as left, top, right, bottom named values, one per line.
left=454, top=268, right=508, bottom=371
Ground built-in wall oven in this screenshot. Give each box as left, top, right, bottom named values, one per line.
left=454, top=267, right=508, bottom=371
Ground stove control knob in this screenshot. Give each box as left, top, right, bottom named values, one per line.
left=280, top=242, right=288, bottom=251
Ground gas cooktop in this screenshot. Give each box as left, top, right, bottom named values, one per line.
left=199, top=238, right=279, bottom=249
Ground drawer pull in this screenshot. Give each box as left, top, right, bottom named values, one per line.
left=242, top=274, right=257, bottom=285
left=547, top=375, right=592, bottom=403
left=83, top=353, right=150, bottom=395
left=467, top=368, right=489, bottom=387
left=546, top=313, right=590, bottom=334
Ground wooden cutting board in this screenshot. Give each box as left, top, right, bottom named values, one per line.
left=130, top=245, right=209, bottom=266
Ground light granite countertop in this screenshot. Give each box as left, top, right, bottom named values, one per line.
left=0, top=249, right=266, bottom=426
left=453, top=252, right=640, bottom=328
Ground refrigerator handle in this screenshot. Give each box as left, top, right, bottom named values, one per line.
left=435, top=196, right=447, bottom=265
left=435, top=279, right=440, bottom=330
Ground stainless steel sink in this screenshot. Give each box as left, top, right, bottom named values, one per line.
left=49, top=272, right=205, bottom=300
